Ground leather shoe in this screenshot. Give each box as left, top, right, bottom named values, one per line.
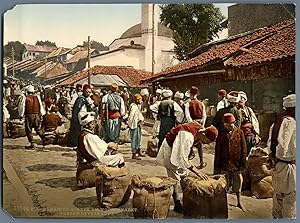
left=132, top=153, right=141, bottom=160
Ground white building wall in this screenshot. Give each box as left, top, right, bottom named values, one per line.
left=89, top=49, right=145, bottom=70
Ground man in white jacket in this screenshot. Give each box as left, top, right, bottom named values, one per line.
left=267, top=94, right=296, bottom=219
left=128, top=94, right=145, bottom=160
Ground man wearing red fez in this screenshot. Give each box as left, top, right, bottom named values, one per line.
left=217, top=89, right=229, bottom=111
left=68, top=84, right=94, bottom=148
left=214, top=113, right=247, bottom=212
left=157, top=122, right=218, bottom=213
left=184, top=86, right=207, bottom=169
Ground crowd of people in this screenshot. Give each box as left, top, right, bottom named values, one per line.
left=2, top=78, right=296, bottom=219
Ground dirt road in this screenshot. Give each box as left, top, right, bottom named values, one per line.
left=2, top=126, right=272, bottom=219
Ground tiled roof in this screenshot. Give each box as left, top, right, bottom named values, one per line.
left=147, top=19, right=295, bottom=81
left=41, top=63, right=69, bottom=78
left=66, top=50, right=88, bottom=64
left=58, top=65, right=153, bottom=87
left=24, top=44, right=57, bottom=53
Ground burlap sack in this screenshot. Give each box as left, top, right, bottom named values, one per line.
left=147, top=138, right=158, bottom=157
left=248, top=147, right=272, bottom=183
left=131, top=175, right=176, bottom=219
left=181, top=175, right=228, bottom=219
left=95, top=165, right=131, bottom=208
left=76, top=162, right=98, bottom=188
left=119, top=128, right=131, bottom=144
left=251, top=176, right=274, bottom=199
left=8, top=119, right=26, bottom=138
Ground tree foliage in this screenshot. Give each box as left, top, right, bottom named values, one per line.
left=3, top=41, right=25, bottom=61
left=160, top=4, right=225, bottom=61
left=35, top=40, right=57, bottom=47
left=83, top=40, right=109, bottom=51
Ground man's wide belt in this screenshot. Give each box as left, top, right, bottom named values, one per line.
left=277, top=158, right=296, bottom=165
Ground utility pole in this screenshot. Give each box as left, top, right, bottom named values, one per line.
left=151, top=4, right=155, bottom=75
left=11, top=47, right=15, bottom=78
left=87, top=36, right=91, bottom=85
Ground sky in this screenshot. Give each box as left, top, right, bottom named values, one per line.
left=4, top=3, right=234, bottom=48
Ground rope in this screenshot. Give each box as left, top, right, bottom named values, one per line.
left=152, top=185, right=159, bottom=219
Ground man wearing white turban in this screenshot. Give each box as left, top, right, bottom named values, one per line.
left=157, top=89, right=184, bottom=149
left=267, top=94, right=296, bottom=219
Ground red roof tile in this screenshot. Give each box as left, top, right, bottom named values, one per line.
left=59, top=66, right=154, bottom=87
left=147, top=19, right=295, bottom=81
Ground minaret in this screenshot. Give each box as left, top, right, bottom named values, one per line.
left=141, top=4, right=159, bottom=73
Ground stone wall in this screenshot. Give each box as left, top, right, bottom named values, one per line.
left=228, top=4, right=295, bottom=36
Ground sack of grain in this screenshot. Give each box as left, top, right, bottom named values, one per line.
left=76, top=162, right=98, bottom=188
left=95, top=165, right=131, bottom=209
left=119, top=128, right=131, bottom=144
left=181, top=175, right=228, bottom=219
left=248, top=147, right=272, bottom=182
left=131, top=175, right=176, bottom=219
left=8, top=119, right=26, bottom=138
left=147, top=138, right=158, bottom=157
left=251, top=176, right=274, bottom=199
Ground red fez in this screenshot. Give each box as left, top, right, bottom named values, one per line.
left=204, top=125, right=218, bottom=141
left=190, top=86, right=198, bottom=95
left=83, top=84, right=92, bottom=92
left=218, top=89, right=227, bottom=97
left=224, top=113, right=236, bottom=123
left=76, top=84, right=82, bottom=89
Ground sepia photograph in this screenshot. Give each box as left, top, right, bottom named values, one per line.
left=2, top=2, right=296, bottom=219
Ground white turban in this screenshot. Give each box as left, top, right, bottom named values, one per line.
left=3, top=80, right=8, bottom=84
left=283, top=94, right=296, bottom=108
left=227, top=91, right=240, bottom=103
left=238, top=91, right=247, bottom=102
left=162, top=89, right=173, bottom=98
left=140, top=88, right=149, bottom=96
left=174, top=91, right=184, bottom=99
left=80, top=112, right=95, bottom=126
left=44, top=85, right=51, bottom=89
left=156, top=89, right=162, bottom=94
left=27, top=85, right=35, bottom=93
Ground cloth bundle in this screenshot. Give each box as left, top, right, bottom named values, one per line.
left=8, top=119, right=26, bottom=138
left=180, top=175, right=228, bottom=219
left=131, top=175, right=176, bottom=219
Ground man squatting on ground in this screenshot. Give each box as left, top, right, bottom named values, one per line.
left=157, top=122, right=218, bottom=213
left=77, top=111, right=125, bottom=168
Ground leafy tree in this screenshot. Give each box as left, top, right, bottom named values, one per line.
left=35, top=40, right=57, bottom=47
left=83, top=40, right=109, bottom=51
left=160, top=4, right=225, bottom=61
left=3, top=41, right=25, bottom=61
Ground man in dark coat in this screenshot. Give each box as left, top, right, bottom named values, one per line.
left=212, top=90, right=242, bottom=132
left=214, top=113, right=247, bottom=211
left=67, top=84, right=94, bottom=148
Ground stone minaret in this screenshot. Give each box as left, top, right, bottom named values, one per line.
left=141, top=4, right=159, bottom=73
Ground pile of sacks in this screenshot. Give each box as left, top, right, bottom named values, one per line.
left=247, top=147, right=274, bottom=199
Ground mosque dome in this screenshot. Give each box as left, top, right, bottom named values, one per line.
left=120, top=23, right=173, bottom=39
